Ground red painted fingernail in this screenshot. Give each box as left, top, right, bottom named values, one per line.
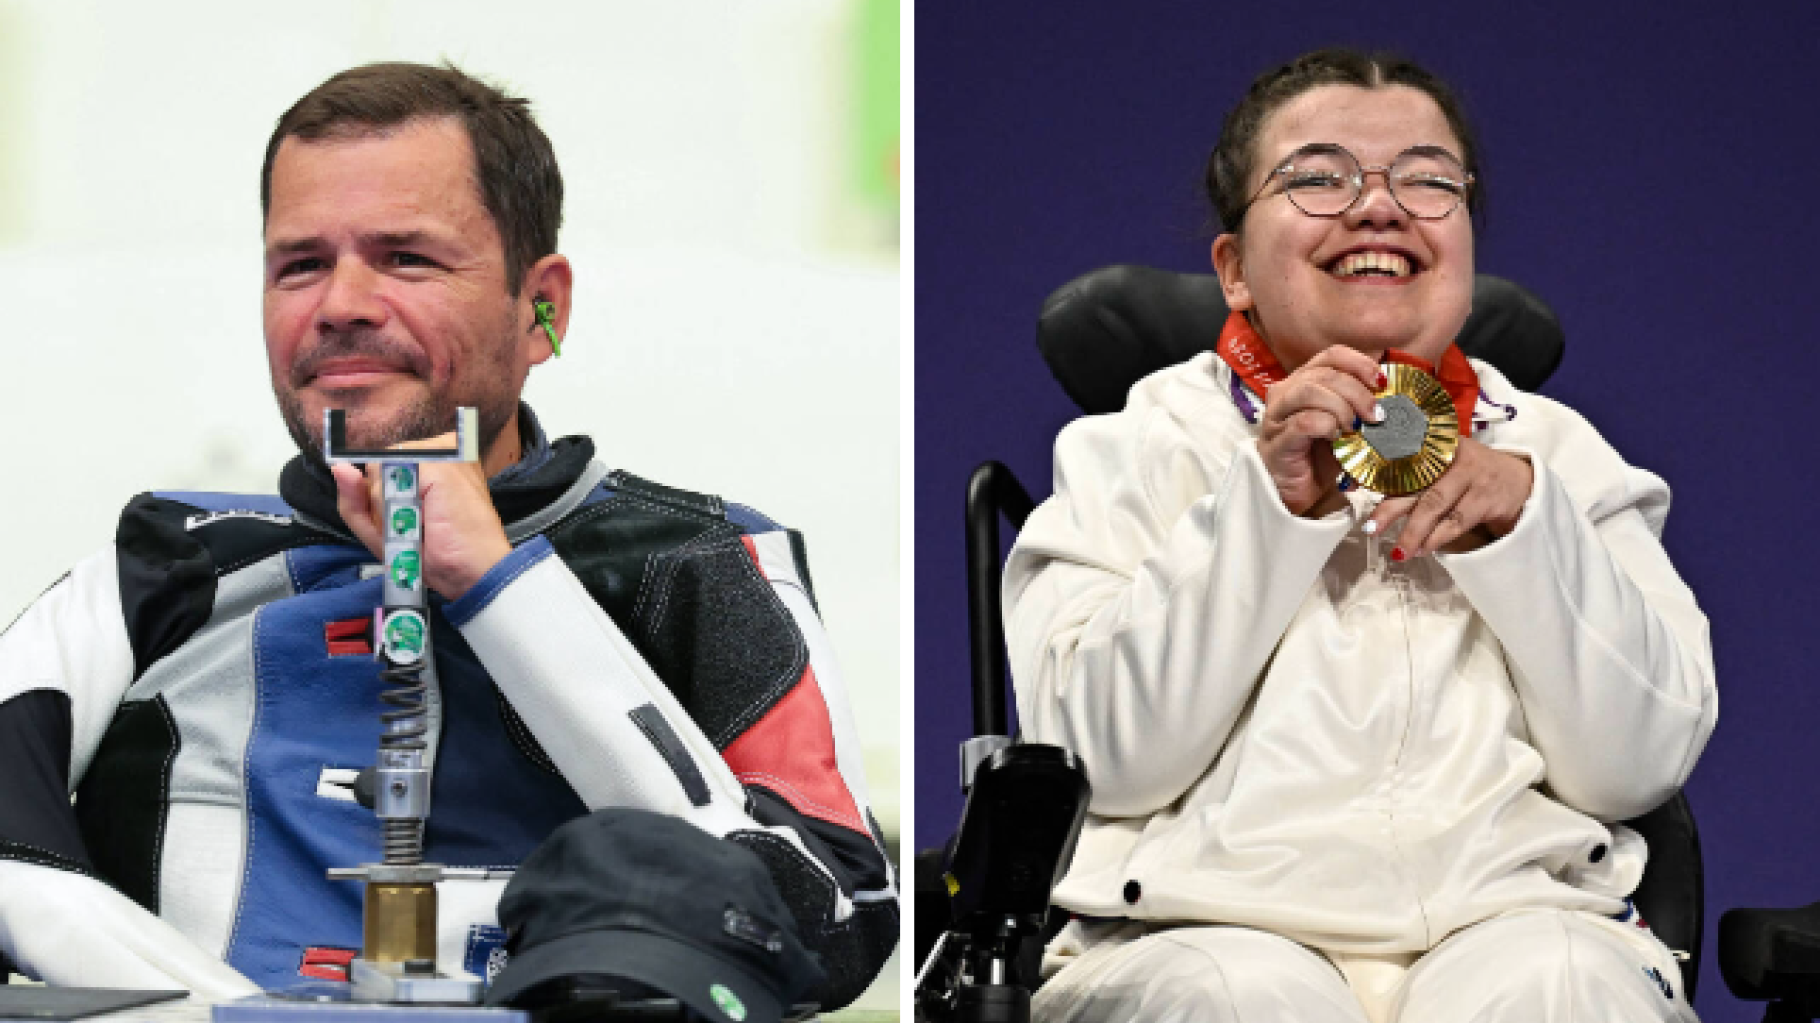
left=1376, top=372, right=1388, bottom=389
left=1390, top=547, right=1407, bottom=562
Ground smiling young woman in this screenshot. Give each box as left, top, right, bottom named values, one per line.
left=1002, top=48, right=1715, bottom=1023
left=1212, top=83, right=1475, bottom=373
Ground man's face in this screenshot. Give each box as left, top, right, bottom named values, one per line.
left=1216, top=84, right=1475, bottom=370
left=263, top=117, right=528, bottom=462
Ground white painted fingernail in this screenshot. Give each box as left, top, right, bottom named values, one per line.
left=1363, top=520, right=1379, bottom=535
left=1373, top=403, right=1385, bottom=422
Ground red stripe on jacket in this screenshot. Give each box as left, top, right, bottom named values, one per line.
left=726, top=534, right=867, bottom=834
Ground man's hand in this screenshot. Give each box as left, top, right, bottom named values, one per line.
left=331, top=432, right=512, bottom=600
left=1255, top=346, right=1385, bottom=516
left=1366, top=437, right=1533, bottom=559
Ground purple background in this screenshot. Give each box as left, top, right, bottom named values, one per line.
left=914, top=4, right=1819, bottom=1016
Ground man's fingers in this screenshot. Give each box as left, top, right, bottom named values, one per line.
left=330, top=463, right=382, bottom=556
left=389, top=431, right=460, bottom=453
left=330, top=463, right=365, bottom=516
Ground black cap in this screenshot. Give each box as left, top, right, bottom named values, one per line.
left=484, top=809, right=825, bottom=1023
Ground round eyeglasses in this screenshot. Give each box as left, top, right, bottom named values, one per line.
left=1239, top=143, right=1474, bottom=222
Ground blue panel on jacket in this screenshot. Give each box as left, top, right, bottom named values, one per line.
left=226, top=547, right=590, bottom=991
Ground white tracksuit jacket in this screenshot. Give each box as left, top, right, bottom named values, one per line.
left=1004, top=351, right=1716, bottom=955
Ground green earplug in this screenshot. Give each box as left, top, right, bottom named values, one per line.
left=533, top=299, right=561, bottom=357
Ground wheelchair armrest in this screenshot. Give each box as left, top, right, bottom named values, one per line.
left=1623, top=791, right=1702, bottom=1001
left=1720, top=902, right=1820, bottom=1007
left=967, top=461, right=1035, bottom=738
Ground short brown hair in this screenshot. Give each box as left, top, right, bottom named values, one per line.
left=1206, top=48, right=1483, bottom=232
left=261, top=61, right=563, bottom=293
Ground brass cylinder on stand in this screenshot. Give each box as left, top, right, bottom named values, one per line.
left=363, top=882, right=437, bottom=963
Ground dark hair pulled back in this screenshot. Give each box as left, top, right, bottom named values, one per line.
left=1205, top=47, right=1483, bottom=232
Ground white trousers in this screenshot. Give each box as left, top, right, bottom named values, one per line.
left=1032, top=910, right=1697, bottom=1023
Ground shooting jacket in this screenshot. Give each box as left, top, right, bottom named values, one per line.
left=0, top=428, right=895, bottom=1005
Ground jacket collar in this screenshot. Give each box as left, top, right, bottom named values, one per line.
left=278, top=403, right=597, bottom=536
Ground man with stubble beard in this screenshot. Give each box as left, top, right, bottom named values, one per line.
left=0, top=62, right=895, bottom=1009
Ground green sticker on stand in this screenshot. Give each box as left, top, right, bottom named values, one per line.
left=390, top=550, right=421, bottom=589
left=390, top=507, right=418, bottom=536
left=384, top=611, right=426, bottom=659
left=389, top=465, right=415, bottom=491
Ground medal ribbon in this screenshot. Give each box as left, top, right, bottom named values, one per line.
left=1215, top=310, right=1291, bottom=395
left=1215, top=310, right=1481, bottom=435
left=1382, top=346, right=1479, bottom=433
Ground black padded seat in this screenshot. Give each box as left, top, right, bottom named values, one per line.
left=1036, top=265, right=1564, bottom=416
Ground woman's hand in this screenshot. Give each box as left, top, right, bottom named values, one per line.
left=1366, top=437, right=1533, bottom=558
left=1255, top=346, right=1385, bottom=516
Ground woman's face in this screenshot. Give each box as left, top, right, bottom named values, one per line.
left=1212, top=84, right=1474, bottom=371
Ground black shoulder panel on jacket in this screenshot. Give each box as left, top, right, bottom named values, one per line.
left=115, top=496, right=217, bottom=681
left=635, top=533, right=806, bottom=749
left=182, top=509, right=337, bottom=577
left=544, top=492, right=724, bottom=628
left=74, top=696, right=179, bottom=912
left=606, top=470, right=725, bottom=519
left=545, top=478, right=804, bottom=750
left=115, top=495, right=341, bottom=679
left=0, top=689, right=94, bottom=877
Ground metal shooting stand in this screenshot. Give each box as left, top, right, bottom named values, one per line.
left=215, top=408, right=723, bottom=1021
left=320, top=407, right=488, bottom=1005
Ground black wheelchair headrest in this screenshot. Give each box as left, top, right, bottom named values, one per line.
left=1036, top=265, right=1566, bottom=416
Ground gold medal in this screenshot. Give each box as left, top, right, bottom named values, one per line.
left=1332, top=363, right=1459, bottom=495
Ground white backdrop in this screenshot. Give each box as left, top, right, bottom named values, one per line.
left=0, top=0, right=899, bottom=854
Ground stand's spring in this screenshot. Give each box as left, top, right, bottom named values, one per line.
left=378, top=656, right=428, bottom=865
left=383, top=818, right=425, bottom=865
left=378, top=659, right=429, bottom=753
